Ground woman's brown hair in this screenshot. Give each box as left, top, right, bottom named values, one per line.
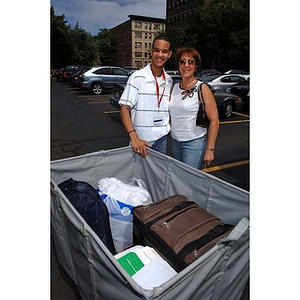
left=175, top=47, right=201, bottom=74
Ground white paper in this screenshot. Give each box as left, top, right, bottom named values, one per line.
left=132, top=257, right=177, bottom=290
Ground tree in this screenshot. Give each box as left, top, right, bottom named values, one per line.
left=93, top=29, right=116, bottom=65
left=166, top=0, right=249, bottom=72
left=51, top=6, right=102, bottom=68
left=68, top=23, right=98, bottom=66
left=51, top=6, right=72, bottom=68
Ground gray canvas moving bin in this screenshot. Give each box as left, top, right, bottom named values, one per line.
left=51, top=146, right=249, bottom=300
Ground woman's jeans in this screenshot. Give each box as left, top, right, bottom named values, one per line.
left=172, top=135, right=207, bottom=169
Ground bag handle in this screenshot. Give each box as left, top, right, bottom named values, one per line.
left=130, top=178, right=147, bottom=190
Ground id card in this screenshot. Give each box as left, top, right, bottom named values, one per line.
left=153, top=118, right=163, bottom=125
left=153, top=111, right=163, bottom=125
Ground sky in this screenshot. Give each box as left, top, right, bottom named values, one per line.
left=51, top=0, right=167, bottom=35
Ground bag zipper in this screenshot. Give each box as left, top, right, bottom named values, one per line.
left=144, top=201, right=195, bottom=229
left=163, top=204, right=197, bottom=228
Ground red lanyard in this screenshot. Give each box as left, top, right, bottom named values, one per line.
left=154, top=71, right=166, bottom=108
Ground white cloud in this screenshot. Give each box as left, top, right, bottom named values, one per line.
left=51, top=0, right=166, bottom=35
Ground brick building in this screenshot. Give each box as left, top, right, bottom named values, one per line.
left=166, top=0, right=212, bottom=27
left=111, top=15, right=166, bottom=69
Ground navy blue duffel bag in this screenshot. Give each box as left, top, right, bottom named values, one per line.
left=58, top=178, right=116, bottom=254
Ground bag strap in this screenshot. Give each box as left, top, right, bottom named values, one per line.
left=176, top=223, right=234, bottom=261
left=197, top=82, right=206, bottom=104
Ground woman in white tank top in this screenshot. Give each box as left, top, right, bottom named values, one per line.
left=169, top=47, right=219, bottom=169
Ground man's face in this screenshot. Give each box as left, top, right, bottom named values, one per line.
left=150, top=39, right=172, bottom=69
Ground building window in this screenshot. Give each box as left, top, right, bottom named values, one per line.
left=135, top=52, right=142, bottom=58
left=145, top=52, right=148, bottom=58
left=149, top=33, right=152, bottom=40
left=145, top=32, right=148, bottom=39
left=145, top=23, right=148, bottom=29
left=135, top=32, right=142, bottom=38
left=135, top=42, right=142, bottom=48
left=135, top=61, right=142, bottom=68
left=149, top=23, right=152, bottom=30
left=135, top=22, right=142, bottom=28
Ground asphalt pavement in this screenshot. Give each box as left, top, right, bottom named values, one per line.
left=51, top=79, right=249, bottom=299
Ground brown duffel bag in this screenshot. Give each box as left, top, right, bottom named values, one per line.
left=133, top=194, right=233, bottom=272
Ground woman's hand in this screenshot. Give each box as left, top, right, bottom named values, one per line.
left=203, top=148, right=215, bottom=167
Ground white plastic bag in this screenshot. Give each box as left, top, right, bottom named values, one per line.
left=98, top=178, right=152, bottom=252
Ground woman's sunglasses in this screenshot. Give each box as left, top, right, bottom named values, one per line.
left=179, top=59, right=196, bottom=65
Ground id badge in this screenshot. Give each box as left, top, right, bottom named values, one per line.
left=153, top=111, right=163, bottom=125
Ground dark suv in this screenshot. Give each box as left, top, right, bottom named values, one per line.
left=62, top=65, right=89, bottom=83
left=79, top=66, right=129, bottom=95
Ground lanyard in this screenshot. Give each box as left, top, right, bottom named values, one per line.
left=154, top=71, right=166, bottom=108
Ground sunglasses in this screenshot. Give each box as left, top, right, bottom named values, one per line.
left=179, top=59, right=196, bottom=65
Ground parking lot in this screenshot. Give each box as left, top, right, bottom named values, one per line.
left=51, top=78, right=249, bottom=190
left=51, top=78, right=249, bottom=299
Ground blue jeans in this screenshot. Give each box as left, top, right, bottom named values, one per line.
left=172, top=136, right=207, bottom=169
left=151, top=135, right=168, bottom=154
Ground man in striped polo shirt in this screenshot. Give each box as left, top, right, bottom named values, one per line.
left=119, top=35, right=173, bottom=157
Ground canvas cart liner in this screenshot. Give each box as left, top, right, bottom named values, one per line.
left=51, top=146, right=249, bottom=300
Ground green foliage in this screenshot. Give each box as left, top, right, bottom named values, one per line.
left=51, top=6, right=110, bottom=68
left=68, top=23, right=98, bottom=66
left=93, top=29, right=116, bottom=65
left=51, top=7, right=72, bottom=68
left=166, top=0, right=249, bottom=72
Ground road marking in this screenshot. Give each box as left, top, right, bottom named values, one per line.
left=77, top=94, right=107, bottom=98
left=201, top=160, right=249, bottom=173
left=103, top=110, right=119, bottom=114
left=220, top=119, right=250, bottom=125
left=232, top=112, right=250, bottom=118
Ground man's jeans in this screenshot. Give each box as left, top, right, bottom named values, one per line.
left=151, top=135, right=168, bottom=154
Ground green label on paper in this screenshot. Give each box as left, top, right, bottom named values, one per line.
left=117, top=252, right=145, bottom=276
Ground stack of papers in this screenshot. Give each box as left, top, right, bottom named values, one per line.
left=115, top=246, right=177, bottom=290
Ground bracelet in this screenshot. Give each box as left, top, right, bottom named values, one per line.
left=207, top=146, right=215, bottom=151
left=127, top=129, right=136, bottom=136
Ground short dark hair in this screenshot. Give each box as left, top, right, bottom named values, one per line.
left=151, top=35, right=171, bottom=50
left=175, top=47, right=201, bottom=72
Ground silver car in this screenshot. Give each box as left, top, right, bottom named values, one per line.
left=201, top=74, right=248, bottom=92
left=79, top=66, right=129, bottom=95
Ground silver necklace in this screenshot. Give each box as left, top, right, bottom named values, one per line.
left=181, top=78, right=197, bottom=90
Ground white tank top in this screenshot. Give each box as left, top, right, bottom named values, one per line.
left=169, top=81, right=207, bottom=142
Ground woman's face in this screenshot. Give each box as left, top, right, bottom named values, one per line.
left=178, top=53, right=197, bottom=79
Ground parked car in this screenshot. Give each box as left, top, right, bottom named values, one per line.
left=224, top=69, right=248, bottom=75
left=71, top=67, right=91, bottom=87
left=79, top=66, right=130, bottom=95
left=55, top=68, right=64, bottom=81
left=110, top=74, right=243, bottom=119
left=62, top=65, right=89, bottom=83
left=197, top=69, right=220, bottom=78
left=124, top=67, right=139, bottom=75
left=227, top=80, right=250, bottom=112
left=200, top=74, right=248, bottom=92
left=166, top=69, right=179, bottom=75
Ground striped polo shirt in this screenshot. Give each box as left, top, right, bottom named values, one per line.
left=119, top=64, right=173, bottom=143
